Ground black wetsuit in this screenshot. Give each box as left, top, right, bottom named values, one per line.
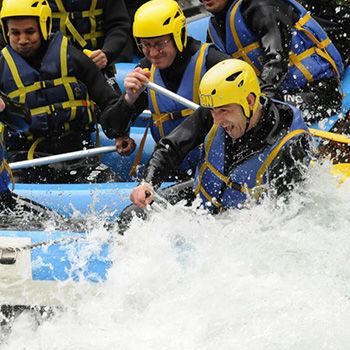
left=208, top=0, right=343, bottom=123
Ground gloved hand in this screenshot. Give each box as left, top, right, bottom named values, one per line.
left=260, top=52, right=287, bottom=87
left=115, top=134, right=136, bottom=156
left=30, top=114, right=49, bottom=134
left=0, top=91, right=31, bottom=132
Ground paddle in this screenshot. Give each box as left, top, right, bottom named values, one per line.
left=146, top=81, right=350, bottom=144
left=9, top=145, right=116, bottom=170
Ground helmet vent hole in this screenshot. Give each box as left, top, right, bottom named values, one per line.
left=31, top=1, right=39, bottom=7
left=42, top=0, right=48, bottom=5
left=238, top=79, right=244, bottom=87
left=226, top=71, right=242, bottom=82
left=174, top=11, right=180, bottom=18
left=211, top=89, right=216, bottom=95
left=163, top=17, right=171, bottom=26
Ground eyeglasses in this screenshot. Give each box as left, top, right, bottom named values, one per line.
left=139, top=39, right=170, bottom=52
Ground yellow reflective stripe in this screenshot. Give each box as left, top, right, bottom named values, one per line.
left=7, top=77, right=78, bottom=99
left=60, top=37, right=77, bottom=121
left=2, top=47, right=26, bottom=104
left=0, top=123, right=11, bottom=190
left=294, top=11, right=312, bottom=28
left=52, top=9, right=103, bottom=18
left=27, top=137, right=45, bottom=160
left=130, top=124, right=150, bottom=177
left=289, top=51, right=314, bottom=82
left=60, top=36, right=68, bottom=76
left=89, top=0, right=98, bottom=48
left=293, top=13, right=340, bottom=78
left=255, top=129, right=309, bottom=187
left=229, top=0, right=260, bottom=75
left=194, top=124, right=218, bottom=195
left=53, top=0, right=70, bottom=33
left=152, top=108, right=193, bottom=128
left=30, top=100, right=93, bottom=116
left=54, top=0, right=87, bottom=47
left=149, top=65, right=165, bottom=137
left=0, top=160, right=15, bottom=190
left=197, top=184, right=222, bottom=208
left=193, top=43, right=209, bottom=104
left=315, top=47, right=340, bottom=78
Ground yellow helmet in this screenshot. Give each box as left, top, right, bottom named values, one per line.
left=0, top=0, right=52, bottom=41
left=133, top=0, right=187, bottom=52
left=199, top=59, right=261, bottom=118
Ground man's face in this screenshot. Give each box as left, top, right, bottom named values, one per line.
left=139, top=34, right=177, bottom=69
left=7, top=18, right=41, bottom=58
left=210, top=103, right=248, bottom=139
left=202, top=0, right=228, bottom=14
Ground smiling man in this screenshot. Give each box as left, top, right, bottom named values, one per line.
left=0, top=0, right=129, bottom=184
left=130, top=59, right=311, bottom=212
left=110, top=0, right=229, bottom=177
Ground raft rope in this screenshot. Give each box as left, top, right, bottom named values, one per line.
left=0, top=235, right=123, bottom=264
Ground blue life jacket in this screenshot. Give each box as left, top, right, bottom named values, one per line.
left=148, top=43, right=210, bottom=172
left=0, top=32, right=96, bottom=155
left=0, top=123, right=12, bottom=194
left=208, top=0, right=344, bottom=91
left=48, top=0, right=106, bottom=50
left=194, top=101, right=309, bottom=212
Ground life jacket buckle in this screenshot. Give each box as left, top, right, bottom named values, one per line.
left=49, top=103, right=63, bottom=114
left=40, top=80, right=55, bottom=89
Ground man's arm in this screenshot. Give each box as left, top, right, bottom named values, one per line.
left=242, top=0, right=299, bottom=87
left=205, top=45, right=232, bottom=70
left=102, top=0, right=132, bottom=64
left=143, top=107, right=213, bottom=187
left=130, top=107, right=213, bottom=208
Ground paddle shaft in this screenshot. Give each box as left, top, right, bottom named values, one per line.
left=146, top=82, right=350, bottom=144
left=9, top=145, right=116, bottom=170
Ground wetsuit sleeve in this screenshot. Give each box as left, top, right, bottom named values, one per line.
left=268, top=134, right=310, bottom=196
left=143, top=107, right=213, bottom=187
left=241, top=0, right=299, bottom=88
left=69, top=45, right=125, bottom=138
left=101, top=0, right=132, bottom=64
left=205, top=46, right=232, bottom=70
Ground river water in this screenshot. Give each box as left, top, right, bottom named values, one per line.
left=2, top=162, right=350, bottom=349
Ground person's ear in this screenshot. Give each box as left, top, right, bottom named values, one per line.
left=247, top=93, right=256, bottom=111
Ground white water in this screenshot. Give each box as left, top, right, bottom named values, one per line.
left=2, top=163, right=350, bottom=349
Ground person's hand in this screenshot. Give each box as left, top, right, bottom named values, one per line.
left=130, top=182, right=154, bottom=209
left=124, top=67, right=151, bottom=106
left=0, top=98, right=5, bottom=112
left=115, top=135, right=136, bottom=156
left=89, top=49, right=108, bottom=69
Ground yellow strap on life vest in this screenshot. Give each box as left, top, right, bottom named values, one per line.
left=29, top=99, right=94, bottom=116
left=152, top=109, right=193, bottom=129
left=292, top=12, right=340, bottom=80
left=27, top=136, right=45, bottom=160
left=129, top=123, right=150, bottom=177
left=52, top=0, right=103, bottom=49
left=7, top=77, right=79, bottom=99
left=0, top=123, right=15, bottom=190
left=150, top=44, right=208, bottom=138
left=193, top=43, right=210, bottom=104
left=229, top=0, right=260, bottom=76
left=2, top=47, right=26, bottom=104
left=255, top=129, right=309, bottom=187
